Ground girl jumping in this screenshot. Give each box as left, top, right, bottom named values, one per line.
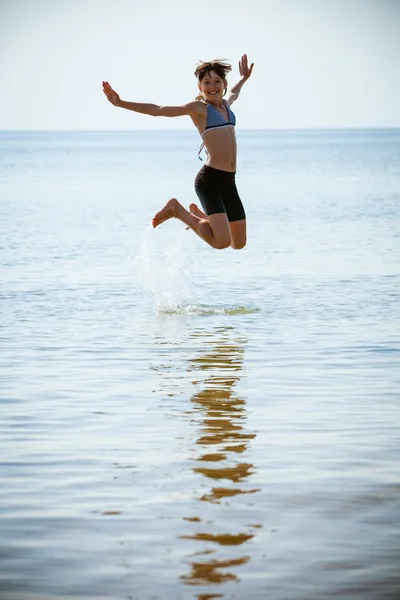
left=102, top=54, right=254, bottom=250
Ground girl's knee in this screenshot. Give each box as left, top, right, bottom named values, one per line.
left=231, top=240, right=246, bottom=250
left=212, top=238, right=231, bottom=250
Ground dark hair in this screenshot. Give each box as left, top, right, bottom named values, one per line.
left=194, top=59, right=232, bottom=100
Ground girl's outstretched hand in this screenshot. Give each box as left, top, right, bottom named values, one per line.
left=102, top=81, right=121, bottom=107
left=239, top=54, right=254, bottom=80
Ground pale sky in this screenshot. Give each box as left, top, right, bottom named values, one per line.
left=0, top=0, right=399, bottom=130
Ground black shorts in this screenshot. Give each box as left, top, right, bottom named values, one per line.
left=194, top=165, right=246, bottom=222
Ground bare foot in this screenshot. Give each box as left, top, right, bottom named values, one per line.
left=189, top=203, right=207, bottom=220
left=152, top=198, right=178, bottom=228
left=184, top=203, right=208, bottom=230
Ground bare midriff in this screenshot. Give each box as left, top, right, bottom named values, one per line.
left=201, top=126, right=237, bottom=172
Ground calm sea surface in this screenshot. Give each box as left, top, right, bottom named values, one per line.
left=1, top=129, right=399, bottom=599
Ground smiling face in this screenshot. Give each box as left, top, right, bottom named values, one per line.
left=198, top=70, right=227, bottom=104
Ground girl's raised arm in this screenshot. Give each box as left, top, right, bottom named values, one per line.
left=225, top=54, right=254, bottom=105
left=102, top=81, right=203, bottom=118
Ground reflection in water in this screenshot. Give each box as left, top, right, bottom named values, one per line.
left=181, top=327, right=260, bottom=595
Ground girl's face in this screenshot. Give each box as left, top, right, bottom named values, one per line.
left=198, top=70, right=226, bottom=102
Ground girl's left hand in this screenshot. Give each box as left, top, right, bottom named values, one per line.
left=102, top=81, right=121, bottom=107
left=239, top=54, right=254, bottom=80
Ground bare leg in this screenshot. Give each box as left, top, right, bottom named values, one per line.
left=229, top=219, right=247, bottom=250
left=152, top=198, right=230, bottom=249
left=189, top=203, right=247, bottom=250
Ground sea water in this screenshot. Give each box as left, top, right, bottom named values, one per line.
left=1, top=129, right=399, bottom=599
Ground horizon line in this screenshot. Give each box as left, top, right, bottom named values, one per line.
left=1, top=126, right=400, bottom=133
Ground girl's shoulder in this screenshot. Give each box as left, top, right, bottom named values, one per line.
left=187, top=100, right=207, bottom=116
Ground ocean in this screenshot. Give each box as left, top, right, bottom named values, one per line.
left=1, top=129, right=399, bottom=599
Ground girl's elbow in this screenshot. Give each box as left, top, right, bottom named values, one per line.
left=156, top=106, right=171, bottom=117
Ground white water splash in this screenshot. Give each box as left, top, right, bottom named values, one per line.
left=130, top=225, right=198, bottom=312
left=129, top=226, right=261, bottom=316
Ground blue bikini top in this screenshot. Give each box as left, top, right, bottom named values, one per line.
left=203, top=102, right=236, bottom=134
left=198, top=102, right=236, bottom=160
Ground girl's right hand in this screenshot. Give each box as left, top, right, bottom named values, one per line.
left=102, top=81, right=121, bottom=107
